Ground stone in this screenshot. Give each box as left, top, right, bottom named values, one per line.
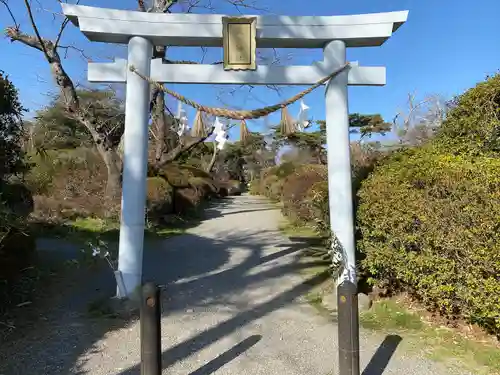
left=357, top=292, right=373, bottom=312
left=321, top=291, right=372, bottom=312
left=322, top=291, right=338, bottom=312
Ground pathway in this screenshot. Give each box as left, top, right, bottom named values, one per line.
left=0, top=195, right=471, bottom=375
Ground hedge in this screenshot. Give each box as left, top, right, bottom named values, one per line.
left=253, top=161, right=297, bottom=201
left=281, top=164, right=327, bottom=224
left=0, top=182, right=36, bottom=310
left=146, top=177, right=173, bottom=220
left=357, top=146, right=500, bottom=334
left=436, top=73, right=500, bottom=156
left=147, top=163, right=234, bottom=220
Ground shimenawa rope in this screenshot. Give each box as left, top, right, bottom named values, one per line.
left=129, top=63, right=351, bottom=120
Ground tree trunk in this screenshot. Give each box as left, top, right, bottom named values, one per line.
left=99, top=146, right=122, bottom=202
left=153, top=88, right=168, bottom=164
left=206, top=141, right=218, bottom=173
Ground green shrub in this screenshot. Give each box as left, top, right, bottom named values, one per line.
left=268, top=178, right=284, bottom=201
left=306, top=180, right=329, bottom=234
left=357, top=146, right=500, bottom=335
left=155, top=163, right=218, bottom=215
left=0, top=70, right=26, bottom=180
left=436, top=73, right=500, bottom=156
left=25, top=148, right=105, bottom=196
left=217, top=179, right=242, bottom=196
left=281, top=164, right=327, bottom=223
left=248, top=179, right=260, bottom=195
left=146, top=177, right=173, bottom=219
left=255, top=162, right=298, bottom=200
left=25, top=148, right=110, bottom=219
left=351, top=142, right=386, bottom=194
left=272, top=161, right=298, bottom=179
left=0, top=186, right=36, bottom=295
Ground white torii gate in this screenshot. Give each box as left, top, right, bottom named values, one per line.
left=62, top=4, right=408, bottom=372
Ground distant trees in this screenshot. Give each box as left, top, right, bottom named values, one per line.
left=213, top=132, right=275, bottom=183
left=0, top=71, right=26, bottom=180
left=271, top=113, right=390, bottom=166
left=1, top=0, right=236, bottom=199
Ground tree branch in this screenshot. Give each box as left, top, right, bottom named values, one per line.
left=156, top=127, right=215, bottom=169
left=224, top=0, right=268, bottom=12
left=54, top=17, right=69, bottom=48
left=57, top=44, right=92, bottom=61
left=23, top=0, right=51, bottom=60
left=0, top=0, right=20, bottom=30
left=148, top=0, right=179, bottom=13
left=206, top=140, right=219, bottom=172
left=5, top=28, right=45, bottom=52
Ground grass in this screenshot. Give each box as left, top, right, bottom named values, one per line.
left=360, top=299, right=424, bottom=331
left=30, top=216, right=186, bottom=243
left=278, top=220, right=318, bottom=237
left=279, top=220, right=331, bottom=278
left=278, top=219, right=336, bottom=320
left=361, top=299, right=500, bottom=375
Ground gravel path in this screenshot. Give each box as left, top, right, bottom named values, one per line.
left=0, top=195, right=471, bottom=375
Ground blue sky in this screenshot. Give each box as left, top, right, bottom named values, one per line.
left=1, top=0, right=499, bottom=141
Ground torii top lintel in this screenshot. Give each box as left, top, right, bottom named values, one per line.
left=61, top=4, right=408, bottom=48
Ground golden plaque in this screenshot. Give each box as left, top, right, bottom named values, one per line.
left=222, top=16, right=257, bottom=71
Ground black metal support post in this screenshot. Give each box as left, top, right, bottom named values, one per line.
left=141, top=282, right=162, bottom=375
left=337, top=280, right=360, bottom=375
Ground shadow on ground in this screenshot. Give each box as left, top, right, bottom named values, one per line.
left=0, top=196, right=401, bottom=375
left=362, top=335, right=403, bottom=375
left=0, top=197, right=327, bottom=375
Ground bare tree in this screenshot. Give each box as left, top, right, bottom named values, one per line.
left=3, top=0, right=124, bottom=200
left=393, top=93, right=448, bottom=146
left=3, top=0, right=280, bottom=194
left=144, top=0, right=278, bottom=173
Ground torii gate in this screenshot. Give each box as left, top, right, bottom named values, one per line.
left=62, top=4, right=408, bottom=374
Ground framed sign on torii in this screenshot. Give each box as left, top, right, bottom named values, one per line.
left=222, top=16, right=257, bottom=71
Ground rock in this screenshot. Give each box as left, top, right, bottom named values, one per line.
left=321, top=291, right=372, bottom=312
left=322, top=291, right=338, bottom=312
left=357, top=292, right=373, bottom=312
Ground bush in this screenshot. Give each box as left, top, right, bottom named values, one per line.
left=248, top=179, right=260, bottom=195
left=351, top=142, right=385, bottom=194
left=0, top=181, right=33, bottom=218
left=357, top=146, right=500, bottom=334
left=306, top=180, right=329, bottom=234
left=436, top=73, right=500, bottom=156
left=255, top=161, right=298, bottom=200
left=0, top=221, right=36, bottom=282
left=146, top=177, right=173, bottom=220
left=217, top=179, right=243, bottom=197
left=0, top=185, right=36, bottom=288
left=0, top=70, right=26, bottom=180
left=26, top=148, right=111, bottom=219
left=156, top=163, right=219, bottom=215
left=281, top=164, right=327, bottom=223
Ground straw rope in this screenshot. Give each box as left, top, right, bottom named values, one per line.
left=240, top=119, right=250, bottom=143
left=129, top=63, right=350, bottom=120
